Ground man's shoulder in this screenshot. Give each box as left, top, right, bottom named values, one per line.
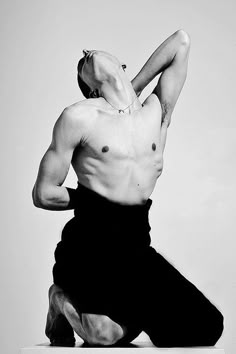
left=64, top=98, right=100, bottom=117
left=143, top=93, right=162, bottom=109
left=60, top=98, right=100, bottom=127
left=141, top=94, right=162, bottom=118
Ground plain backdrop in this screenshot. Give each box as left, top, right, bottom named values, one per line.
left=0, top=0, right=235, bottom=353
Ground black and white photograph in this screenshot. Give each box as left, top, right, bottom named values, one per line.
left=0, top=1, right=235, bottom=354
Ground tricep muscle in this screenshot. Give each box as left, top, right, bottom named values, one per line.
left=153, top=36, right=190, bottom=116
left=35, top=108, right=83, bottom=190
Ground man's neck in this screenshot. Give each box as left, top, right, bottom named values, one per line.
left=98, top=71, right=142, bottom=114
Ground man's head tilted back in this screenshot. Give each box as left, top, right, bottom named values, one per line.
left=77, top=49, right=127, bottom=98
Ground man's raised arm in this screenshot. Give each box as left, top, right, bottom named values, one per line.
left=131, top=30, right=190, bottom=119
left=32, top=108, right=83, bottom=211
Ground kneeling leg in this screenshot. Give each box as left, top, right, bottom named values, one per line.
left=45, top=284, right=126, bottom=346
left=142, top=252, right=224, bottom=347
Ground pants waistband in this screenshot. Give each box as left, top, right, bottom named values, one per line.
left=74, top=181, right=153, bottom=217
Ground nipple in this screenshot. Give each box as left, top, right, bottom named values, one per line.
left=102, top=146, right=109, bottom=153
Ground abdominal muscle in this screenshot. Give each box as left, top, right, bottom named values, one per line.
left=72, top=146, right=163, bottom=205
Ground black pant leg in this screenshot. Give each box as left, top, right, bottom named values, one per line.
left=142, top=248, right=224, bottom=347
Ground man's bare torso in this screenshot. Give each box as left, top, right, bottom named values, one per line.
left=71, top=95, right=165, bottom=205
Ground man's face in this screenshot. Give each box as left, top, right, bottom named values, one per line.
left=79, top=49, right=126, bottom=90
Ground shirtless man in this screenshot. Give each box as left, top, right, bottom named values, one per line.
left=32, top=30, right=224, bottom=347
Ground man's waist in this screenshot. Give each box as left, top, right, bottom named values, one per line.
left=74, top=181, right=152, bottom=216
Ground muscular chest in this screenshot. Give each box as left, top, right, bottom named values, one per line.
left=81, top=111, right=162, bottom=164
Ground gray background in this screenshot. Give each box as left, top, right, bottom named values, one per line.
left=0, top=0, right=235, bottom=353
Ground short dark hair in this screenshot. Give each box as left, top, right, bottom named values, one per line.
left=77, top=57, right=91, bottom=98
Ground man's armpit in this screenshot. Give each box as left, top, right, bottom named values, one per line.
left=161, top=101, right=172, bottom=127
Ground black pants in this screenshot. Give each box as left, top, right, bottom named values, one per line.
left=53, top=182, right=224, bottom=347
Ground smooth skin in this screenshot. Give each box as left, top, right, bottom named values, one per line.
left=33, top=30, right=190, bottom=345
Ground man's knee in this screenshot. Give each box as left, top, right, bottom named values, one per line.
left=82, top=314, right=124, bottom=346
left=208, top=308, right=224, bottom=345
left=189, top=306, right=224, bottom=346
left=147, top=307, right=224, bottom=348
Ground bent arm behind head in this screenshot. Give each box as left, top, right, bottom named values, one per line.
left=131, top=30, right=190, bottom=118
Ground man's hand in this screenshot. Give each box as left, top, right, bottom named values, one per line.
left=131, top=30, right=190, bottom=121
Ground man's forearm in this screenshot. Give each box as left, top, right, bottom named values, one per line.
left=32, top=184, right=77, bottom=211
left=132, top=30, right=189, bottom=94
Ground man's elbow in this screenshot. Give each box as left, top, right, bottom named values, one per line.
left=176, top=29, right=191, bottom=47
left=32, top=185, right=47, bottom=209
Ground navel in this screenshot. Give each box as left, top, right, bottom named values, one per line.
left=102, top=145, right=109, bottom=153
left=152, top=143, right=156, bottom=151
